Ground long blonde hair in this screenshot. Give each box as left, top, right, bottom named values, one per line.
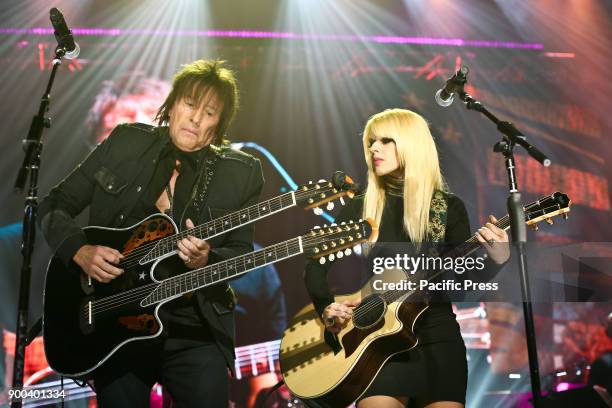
left=362, top=109, right=446, bottom=243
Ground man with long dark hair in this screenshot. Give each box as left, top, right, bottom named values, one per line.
left=39, top=59, right=264, bottom=407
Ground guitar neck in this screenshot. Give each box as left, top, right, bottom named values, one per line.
left=141, top=192, right=297, bottom=263
left=447, top=214, right=512, bottom=259
left=447, top=202, right=557, bottom=259
left=142, top=237, right=303, bottom=306
left=381, top=214, right=514, bottom=304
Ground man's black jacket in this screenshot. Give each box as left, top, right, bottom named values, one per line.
left=38, top=123, right=264, bottom=372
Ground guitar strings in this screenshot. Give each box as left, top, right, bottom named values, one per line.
left=114, top=186, right=338, bottom=269
left=87, top=228, right=356, bottom=313
left=116, top=191, right=296, bottom=268
left=84, top=230, right=362, bottom=315
left=82, top=185, right=350, bottom=312
left=85, top=234, right=336, bottom=315
left=88, top=240, right=301, bottom=314
left=86, top=225, right=349, bottom=312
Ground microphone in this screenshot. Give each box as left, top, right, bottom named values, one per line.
left=49, top=8, right=80, bottom=60
left=435, top=66, right=469, bottom=108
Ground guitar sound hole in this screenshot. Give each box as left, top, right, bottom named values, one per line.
left=353, top=294, right=386, bottom=329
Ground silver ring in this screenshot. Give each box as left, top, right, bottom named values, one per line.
left=488, top=239, right=496, bottom=245
left=186, top=257, right=191, bottom=263
left=325, top=317, right=336, bottom=327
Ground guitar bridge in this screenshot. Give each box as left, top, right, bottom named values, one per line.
left=79, top=298, right=95, bottom=334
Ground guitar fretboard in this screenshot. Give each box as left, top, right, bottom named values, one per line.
left=142, top=237, right=303, bottom=306
left=140, top=192, right=296, bottom=264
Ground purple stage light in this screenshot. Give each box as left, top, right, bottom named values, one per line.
left=0, top=27, right=545, bottom=50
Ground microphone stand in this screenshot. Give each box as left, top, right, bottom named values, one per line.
left=455, top=87, right=550, bottom=407
left=11, top=46, right=67, bottom=408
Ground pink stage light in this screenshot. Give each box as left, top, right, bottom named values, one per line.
left=0, top=27, right=544, bottom=50
left=556, top=382, right=570, bottom=392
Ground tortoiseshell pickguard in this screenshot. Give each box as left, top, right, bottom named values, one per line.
left=123, top=217, right=175, bottom=254
left=118, top=314, right=159, bottom=333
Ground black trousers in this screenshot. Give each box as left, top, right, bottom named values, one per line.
left=93, top=337, right=229, bottom=408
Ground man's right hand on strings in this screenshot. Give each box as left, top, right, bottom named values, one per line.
left=73, top=244, right=124, bottom=283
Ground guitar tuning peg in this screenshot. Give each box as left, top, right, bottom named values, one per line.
left=531, top=224, right=539, bottom=231
left=340, top=221, right=346, bottom=225
left=326, top=202, right=335, bottom=211
left=319, top=257, right=326, bottom=265
left=308, top=180, right=313, bottom=184
left=318, top=179, right=326, bottom=183
left=313, top=225, right=321, bottom=230
left=313, top=207, right=323, bottom=215
left=340, top=197, right=345, bottom=206
left=328, top=254, right=335, bottom=262
left=336, top=251, right=344, bottom=259
left=331, top=223, right=337, bottom=226
left=344, top=248, right=352, bottom=256
left=545, top=218, right=554, bottom=225
left=353, top=244, right=362, bottom=255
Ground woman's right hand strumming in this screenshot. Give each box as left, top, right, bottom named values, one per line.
left=322, top=300, right=361, bottom=333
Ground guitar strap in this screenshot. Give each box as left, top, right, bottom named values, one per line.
left=427, top=190, right=449, bottom=256
left=180, top=146, right=219, bottom=226
left=184, top=146, right=238, bottom=304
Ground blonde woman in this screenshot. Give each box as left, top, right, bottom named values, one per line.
left=304, top=109, right=509, bottom=408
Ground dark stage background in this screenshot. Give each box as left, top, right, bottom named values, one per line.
left=0, top=1, right=610, bottom=407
